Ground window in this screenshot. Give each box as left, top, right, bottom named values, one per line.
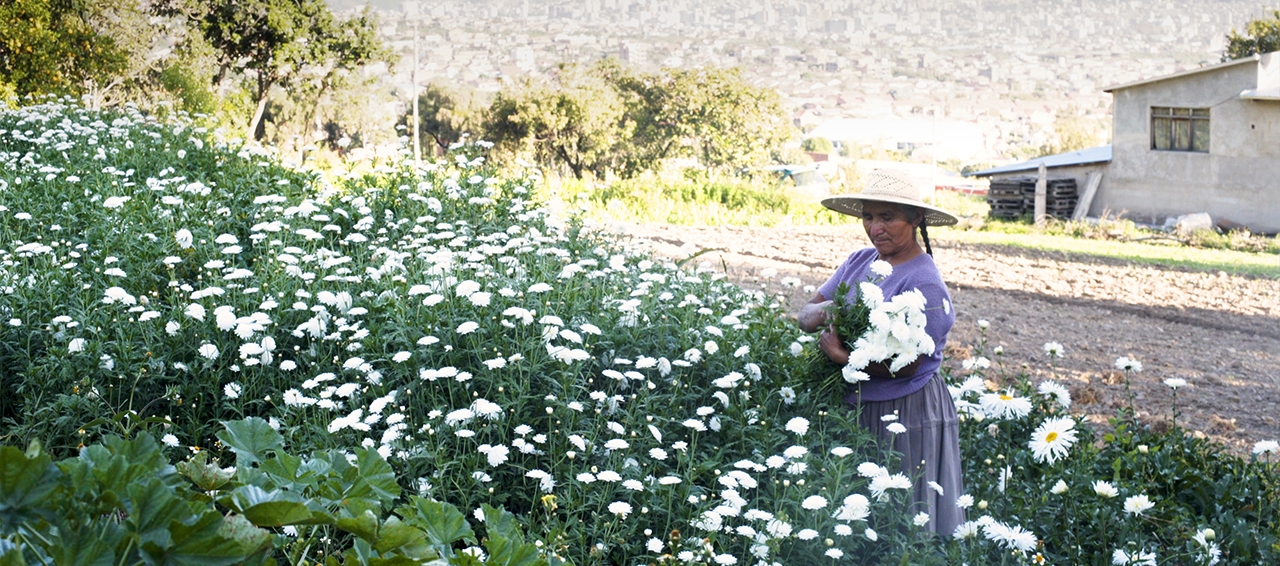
left=1151, top=107, right=1209, bottom=152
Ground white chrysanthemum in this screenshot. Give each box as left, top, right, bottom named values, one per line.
left=1038, top=380, right=1072, bottom=407
left=1028, top=417, right=1078, bottom=464
left=457, top=321, right=479, bottom=334
left=198, top=343, right=219, bottom=360
left=1115, top=356, right=1143, bottom=372
left=1043, top=341, right=1064, bottom=358
left=1051, top=479, right=1069, bottom=494
left=913, top=512, right=930, bottom=527
left=842, top=364, right=869, bottom=383
left=832, top=493, right=869, bottom=522
left=868, top=473, right=912, bottom=501
left=1093, top=480, right=1119, bottom=498
left=979, top=390, right=1033, bottom=420
left=1253, top=440, right=1280, bottom=455
left=800, top=495, right=827, bottom=510
left=1123, top=494, right=1154, bottom=515
left=870, top=260, right=893, bottom=278
left=983, top=521, right=1037, bottom=553
left=952, top=521, right=981, bottom=540
left=161, top=434, right=180, bottom=447
left=1164, top=378, right=1188, bottom=389
left=785, top=417, right=810, bottom=436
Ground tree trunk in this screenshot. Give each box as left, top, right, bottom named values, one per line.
left=248, top=75, right=273, bottom=141
left=248, top=95, right=269, bottom=141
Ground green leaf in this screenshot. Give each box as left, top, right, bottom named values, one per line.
left=0, top=445, right=61, bottom=530
left=224, top=486, right=314, bottom=527
left=218, top=514, right=273, bottom=556
left=484, top=534, right=544, bottom=566
left=371, top=516, right=429, bottom=556
left=154, top=510, right=254, bottom=566
left=216, top=418, right=284, bottom=466
left=44, top=522, right=119, bottom=566
left=397, top=497, right=474, bottom=548
left=353, top=448, right=399, bottom=505
left=126, top=478, right=195, bottom=545
left=176, top=452, right=235, bottom=491
left=336, top=509, right=380, bottom=542
left=0, top=539, right=26, bottom=566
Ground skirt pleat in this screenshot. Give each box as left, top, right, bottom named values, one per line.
left=853, top=375, right=966, bottom=537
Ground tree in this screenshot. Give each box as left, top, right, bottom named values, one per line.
left=488, top=67, right=626, bottom=180
left=296, top=7, right=395, bottom=137
left=602, top=63, right=793, bottom=178
left=801, top=137, right=834, bottom=154
left=405, top=83, right=487, bottom=154
left=0, top=0, right=128, bottom=97
left=159, top=0, right=390, bottom=140
left=1224, top=11, right=1280, bottom=61
left=666, top=67, right=792, bottom=176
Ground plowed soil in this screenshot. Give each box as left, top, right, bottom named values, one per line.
left=614, top=223, right=1280, bottom=455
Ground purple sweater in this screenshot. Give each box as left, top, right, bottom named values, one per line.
left=817, top=248, right=955, bottom=402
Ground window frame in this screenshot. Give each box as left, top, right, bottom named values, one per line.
left=1150, top=106, right=1210, bottom=153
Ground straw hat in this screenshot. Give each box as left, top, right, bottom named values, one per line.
left=822, top=169, right=959, bottom=226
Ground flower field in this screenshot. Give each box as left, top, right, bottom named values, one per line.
left=1, top=102, right=1277, bottom=565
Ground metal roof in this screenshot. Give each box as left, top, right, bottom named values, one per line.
left=965, top=145, right=1112, bottom=178
left=1241, top=88, right=1280, bottom=101
left=1102, top=55, right=1260, bottom=93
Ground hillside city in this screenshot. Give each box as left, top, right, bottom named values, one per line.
left=329, top=0, right=1273, bottom=166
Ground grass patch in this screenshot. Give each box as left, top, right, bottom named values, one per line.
left=564, top=174, right=856, bottom=227
left=939, top=229, right=1280, bottom=278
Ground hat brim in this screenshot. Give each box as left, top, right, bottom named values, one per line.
left=821, top=194, right=959, bottom=226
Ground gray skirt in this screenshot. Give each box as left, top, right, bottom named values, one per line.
left=853, top=374, right=966, bottom=538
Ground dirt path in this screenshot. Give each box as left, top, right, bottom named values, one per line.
left=612, top=223, right=1280, bottom=454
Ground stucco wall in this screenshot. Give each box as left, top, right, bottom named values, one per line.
left=1104, top=57, right=1280, bottom=233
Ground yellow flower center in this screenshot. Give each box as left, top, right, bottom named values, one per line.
left=1045, top=432, right=1059, bottom=443
left=999, top=394, right=1013, bottom=401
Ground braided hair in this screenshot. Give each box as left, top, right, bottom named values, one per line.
left=902, top=205, right=934, bottom=256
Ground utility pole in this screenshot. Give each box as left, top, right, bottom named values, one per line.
left=407, top=1, right=421, bottom=167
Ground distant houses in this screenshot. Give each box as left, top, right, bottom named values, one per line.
left=970, top=52, right=1280, bottom=234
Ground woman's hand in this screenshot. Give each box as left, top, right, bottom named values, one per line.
left=818, top=328, right=850, bottom=366
left=797, top=297, right=833, bottom=333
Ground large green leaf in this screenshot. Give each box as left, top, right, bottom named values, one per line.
left=149, top=510, right=252, bottom=566
left=44, top=522, right=120, bottom=566
left=353, top=448, right=399, bottom=506
left=175, top=452, right=235, bottom=491
left=397, top=497, right=474, bottom=548
left=371, top=516, right=430, bottom=557
left=483, top=535, right=543, bottom=566
left=233, top=486, right=315, bottom=527
left=216, top=418, right=284, bottom=466
left=126, top=478, right=194, bottom=547
left=0, top=446, right=60, bottom=531
left=336, top=509, right=380, bottom=543
left=218, top=514, right=273, bottom=557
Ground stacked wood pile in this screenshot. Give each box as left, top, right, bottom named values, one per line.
left=986, top=177, right=1078, bottom=220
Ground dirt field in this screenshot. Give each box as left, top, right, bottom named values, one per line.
left=613, top=222, right=1280, bottom=454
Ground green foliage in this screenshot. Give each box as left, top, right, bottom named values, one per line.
left=569, top=175, right=854, bottom=227
left=947, top=331, right=1280, bottom=564
left=161, top=0, right=393, bottom=140
left=0, top=420, right=553, bottom=566
left=488, top=66, right=626, bottom=180
left=800, top=137, right=833, bottom=154
left=407, top=83, right=487, bottom=155
left=4, top=101, right=1279, bottom=565
left=1224, top=10, right=1280, bottom=61
left=0, top=0, right=128, bottom=97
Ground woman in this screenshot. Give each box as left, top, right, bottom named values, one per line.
left=796, top=168, right=965, bottom=537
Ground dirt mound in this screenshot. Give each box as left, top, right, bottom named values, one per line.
left=614, top=223, right=1280, bottom=455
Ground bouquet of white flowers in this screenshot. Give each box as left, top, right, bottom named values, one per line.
left=801, top=260, right=936, bottom=401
